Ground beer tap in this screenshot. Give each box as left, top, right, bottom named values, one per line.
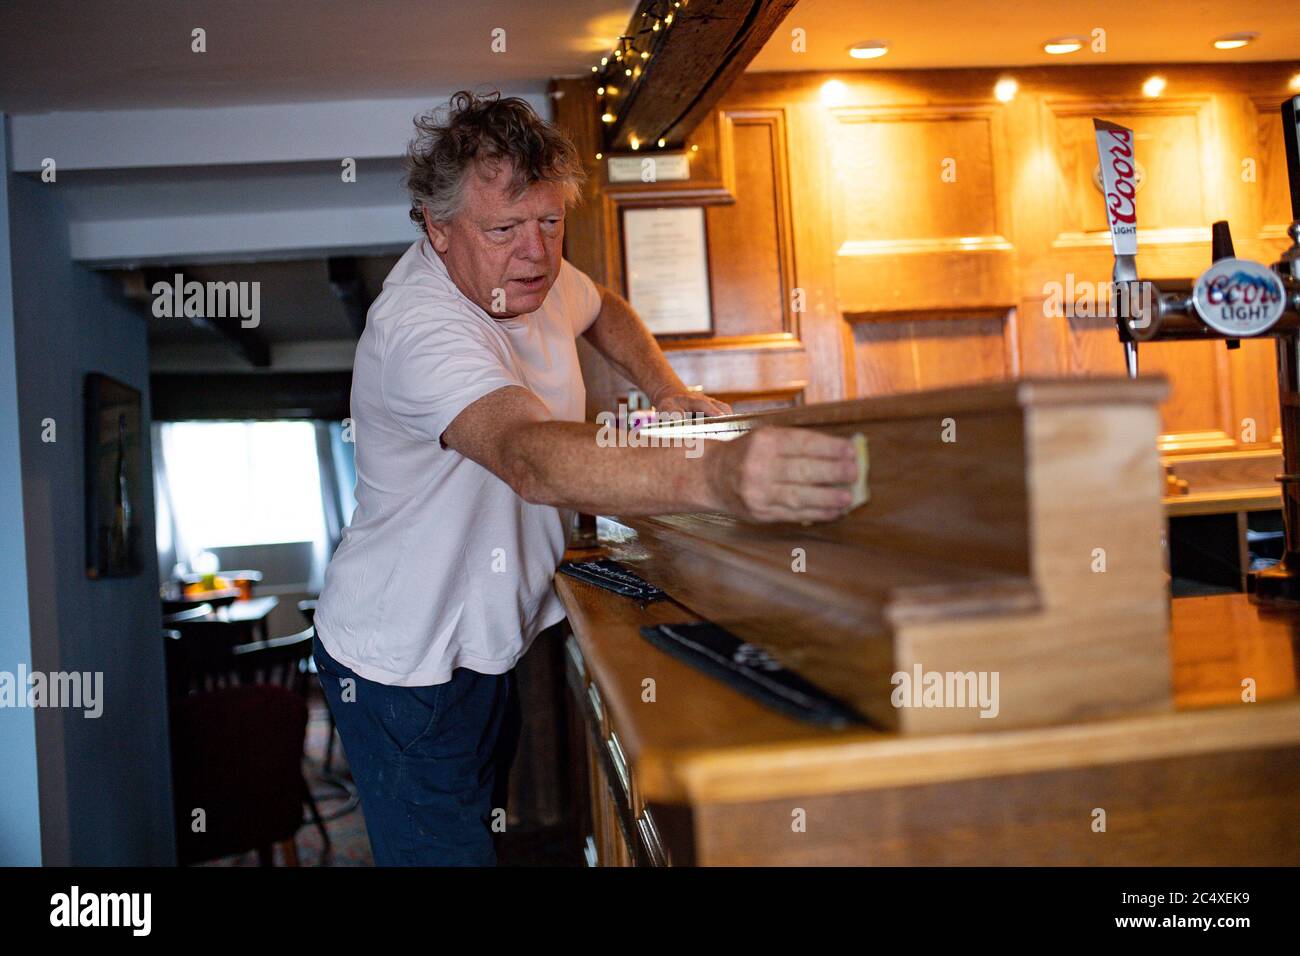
left=1094, top=98, right=1300, bottom=604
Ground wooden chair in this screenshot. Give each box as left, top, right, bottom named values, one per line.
left=170, top=683, right=309, bottom=866
left=164, top=626, right=331, bottom=864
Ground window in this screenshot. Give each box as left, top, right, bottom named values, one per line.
left=160, top=421, right=326, bottom=549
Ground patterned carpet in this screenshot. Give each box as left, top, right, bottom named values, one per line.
left=201, top=689, right=581, bottom=867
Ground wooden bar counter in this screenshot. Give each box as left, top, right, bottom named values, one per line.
left=559, top=576, right=1300, bottom=866
left=556, top=379, right=1300, bottom=866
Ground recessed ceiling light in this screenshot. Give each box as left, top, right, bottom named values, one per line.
left=994, top=77, right=1018, bottom=103
left=1043, top=36, right=1084, bottom=55
left=848, top=40, right=889, bottom=60
left=1213, top=32, right=1258, bottom=50
left=1143, top=75, right=1166, bottom=98
left=1291, top=73, right=1300, bottom=92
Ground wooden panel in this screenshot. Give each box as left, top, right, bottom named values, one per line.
left=1052, top=101, right=1210, bottom=238
left=704, top=113, right=791, bottom=339
left=1252, top=95, right=1299, bottom=240
left=1228, top=337, right=1282, bottom=449
left=1133, top=338, right=1236, bottom=453
left=606, top=109, right=811, bottom=410
left=833, top=109, right=1000, bottom=241
left=830, top=104, right=1015, bottom=314
left=850, top=311, right=1013, bottom=396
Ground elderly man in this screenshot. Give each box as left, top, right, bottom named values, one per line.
left=313, top=91, right=858, bottom=866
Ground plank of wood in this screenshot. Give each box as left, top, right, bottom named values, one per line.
left=614, top=377, right=1172, bottom=732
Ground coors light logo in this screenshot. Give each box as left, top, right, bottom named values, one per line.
left=1093, top=118, right=1139, bottom=256
left=1192, top=258, right=1286, bottom=336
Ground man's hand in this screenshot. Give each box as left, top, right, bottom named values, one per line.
left=707, top=427, right=860, bottom=524
left=653, top=390, right=732, bottom=419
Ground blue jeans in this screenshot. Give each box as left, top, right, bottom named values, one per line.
left=313, top=635, right=520, bottom=866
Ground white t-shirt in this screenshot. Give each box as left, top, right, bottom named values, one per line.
left=314, top=238, right=601, bottom=686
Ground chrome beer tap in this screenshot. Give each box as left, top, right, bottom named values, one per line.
left=1094, top=98, right=1300, bottom=603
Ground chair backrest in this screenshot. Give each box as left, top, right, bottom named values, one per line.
left=162, top=603, right=214, bottom=626
left=230, top=627, right=315, bottom=696
left=164, top=623, right=314, bottom=700
left=170, top=683, right=308, bottom=865
left=296, top=599, right=317, bottom=626
left=163, top=624, right=244, bottom=698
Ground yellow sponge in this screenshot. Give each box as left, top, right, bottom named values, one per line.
left=851, top=432, right=870, bottom=509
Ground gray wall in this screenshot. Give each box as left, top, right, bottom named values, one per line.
left=6, top=125, right=175, bottom=864
left=0, top=119, right=42, bottom=865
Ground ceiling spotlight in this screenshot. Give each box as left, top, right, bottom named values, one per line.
left=1142, top=75, right=1166, bottom=98
left=1213, top=32, right=1258, bottom=50
left=1043, top=36, right=1084, bottom=55
left=1291, top=73, right=1300, bottom=92
left=848, top=41, right=889, bottom=60
left=994, top=77, right=1018, bottom=103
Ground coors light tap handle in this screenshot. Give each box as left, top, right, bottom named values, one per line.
left=1093, top=118, right=1143, bottom=377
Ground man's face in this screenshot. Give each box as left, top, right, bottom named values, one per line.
left=424, top=160, right=566, bottom=319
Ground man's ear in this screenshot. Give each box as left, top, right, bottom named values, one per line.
left=422, top=207, right=451, bottom=254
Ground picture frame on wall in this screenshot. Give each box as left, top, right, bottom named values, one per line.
left=621, top=205, right=714, bottom=336
left=85, top=372, right=143, bottom=578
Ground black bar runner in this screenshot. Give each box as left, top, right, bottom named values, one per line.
left=559, top=558, right=666, bottom=602
left=640, top=621, right=868, bottom=728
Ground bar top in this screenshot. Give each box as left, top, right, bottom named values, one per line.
left=556, top=561, right=1300, bottom=805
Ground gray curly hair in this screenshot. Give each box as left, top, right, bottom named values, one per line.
left=403, top=90, right=586, bottom=230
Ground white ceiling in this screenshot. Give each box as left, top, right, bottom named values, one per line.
left=0, top=0, right=637, bottom=113
left=3, top=0, right=1295, bottom=115
left=752, top=0, right=1300, bottom=70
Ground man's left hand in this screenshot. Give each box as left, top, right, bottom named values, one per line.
left=652, top=390, right=733, bottom=419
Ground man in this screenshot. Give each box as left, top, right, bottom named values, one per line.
left=313, top=90, right=859, bottom=865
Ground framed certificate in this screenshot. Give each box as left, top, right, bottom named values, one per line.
left=621, top=206, right=713, bottom=336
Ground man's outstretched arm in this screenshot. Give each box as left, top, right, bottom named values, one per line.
left=441, top=385, right=859, bottom=523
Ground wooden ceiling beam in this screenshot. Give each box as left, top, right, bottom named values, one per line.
left=599, top=0, right=798, bottom=152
